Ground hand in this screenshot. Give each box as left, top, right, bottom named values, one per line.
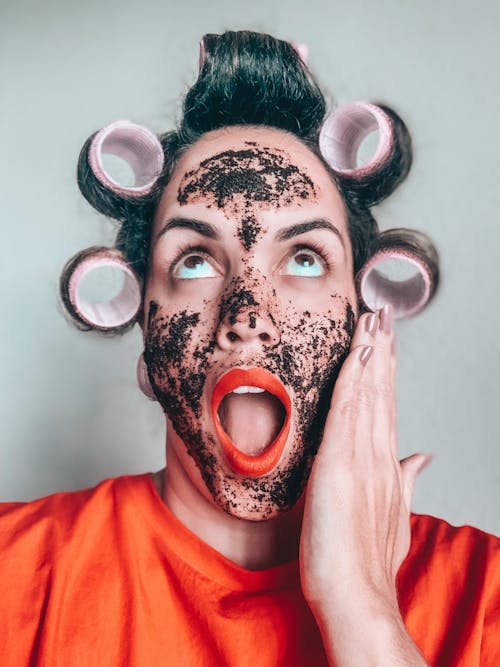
left=299, top=305, right=431, bottom=619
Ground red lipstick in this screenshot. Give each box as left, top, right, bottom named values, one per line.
left=211, top=368, right=291, bottom=478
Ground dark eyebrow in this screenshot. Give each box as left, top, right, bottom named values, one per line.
left=275, top=218, right=346, bottom=252
left=155, top=217, right=221, bottom=244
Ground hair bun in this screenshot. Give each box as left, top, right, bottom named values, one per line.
left=182, top=31, right=325, bottom=141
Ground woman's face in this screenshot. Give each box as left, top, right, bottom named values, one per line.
left=143, top=125, right=358, bottom=520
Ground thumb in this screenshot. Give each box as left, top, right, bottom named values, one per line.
left=400, top=453, right=433, bottom=512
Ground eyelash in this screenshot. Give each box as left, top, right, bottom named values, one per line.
left=289, top=241, right=334, bottom=273
left=170, top=243, right=214, bottom=273
left=169, top=240, right=335, bottom=276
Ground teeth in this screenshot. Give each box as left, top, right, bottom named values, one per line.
left=232, top=385, right=266, bottom=394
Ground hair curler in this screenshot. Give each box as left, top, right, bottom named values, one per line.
left=60, top=247, right=142, bottom=332
left=77, top=120, right=164, bottom=220
left=320, top=102, right=391, bottom=175
left=356, top=230, right=439, bottom=319
left=136, top=353, right=157, bottom=400
left=88, top=120, right=164, bottom=196
left=290, top=41, right=309, bottom=66
left=198, top=38, right=207, bottom=74
left=319, top=102, right=411, bottom=206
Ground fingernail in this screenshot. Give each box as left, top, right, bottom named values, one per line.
left=365, top=312, right=378, bottom=337
left=359, top=345, right=373, bottom=366
left=380, top=303, right=393, bottom=334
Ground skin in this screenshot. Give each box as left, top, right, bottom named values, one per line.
left=141, top=125, right=429, bottom=665
left=144, top=126, right=357, bottom=528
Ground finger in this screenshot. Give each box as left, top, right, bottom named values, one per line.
left=349, top=309, right=380, bottom=351
left=400, top=453, right=433, bottom=511
left=361, top=306, right=396, bottom=455
left=322, top=343, right=374, bottom=453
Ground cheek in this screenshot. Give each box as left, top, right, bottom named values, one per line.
left=143, top=301, right=216, bottom=412
left=281, top=297, right=354, bottom=353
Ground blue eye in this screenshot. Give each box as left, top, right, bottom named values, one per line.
left=173, top=253, right=218, bottom=280
left=284, top=250, right=325, bottom=277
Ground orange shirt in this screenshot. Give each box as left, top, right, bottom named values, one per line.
left=0, top=474, right=498, bottom=666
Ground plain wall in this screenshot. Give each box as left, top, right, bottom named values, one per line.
left=1, top=0, right=499, bottom=535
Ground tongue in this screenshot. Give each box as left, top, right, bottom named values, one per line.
left=218, top=392, right=285, bottom=456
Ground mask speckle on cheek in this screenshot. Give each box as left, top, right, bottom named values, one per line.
left=144, top=291, right=355, bottom=519
left=144, top=300, right=221, bottom=494
left=240, top=299, right=355, bottom=514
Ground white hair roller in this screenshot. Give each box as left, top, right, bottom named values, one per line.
left=62, top=248, right=142, bottom=331
left=88, top=120, right=164, bottom=196
left=319, top=102, right=392, bottom=177
left=356, top=247, right=433, bottom=319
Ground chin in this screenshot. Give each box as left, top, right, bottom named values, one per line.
left=196, top=427, right=317, bottom=522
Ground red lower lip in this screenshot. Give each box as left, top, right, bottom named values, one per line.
left=211, top=368, right=291, bottom=478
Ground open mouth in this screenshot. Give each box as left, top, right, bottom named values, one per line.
left=211, top=368, right=291, bottom=478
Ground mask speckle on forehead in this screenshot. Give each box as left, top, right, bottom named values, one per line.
left=177, top=142, right=318, bottom=250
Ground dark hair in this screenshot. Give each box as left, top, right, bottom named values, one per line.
left=74, top=30, right=439, bottom=320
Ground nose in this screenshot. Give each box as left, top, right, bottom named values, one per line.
left=216, top=308, right=281, bottom=351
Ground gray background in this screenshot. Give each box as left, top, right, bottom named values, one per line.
left=1, top=0, right=499, bottom=535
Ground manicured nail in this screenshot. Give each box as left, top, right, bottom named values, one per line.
left=380, top=303, right=393, bottom=334
left=359, top=345, right=373, bottom=366
left=365, top=312, right=378, bottom=337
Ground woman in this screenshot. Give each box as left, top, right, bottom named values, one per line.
left=1, top=31, right=498, bottom=666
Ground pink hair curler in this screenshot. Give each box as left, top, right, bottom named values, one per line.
left=62, top=248, right=142, bottom=331
left=137, top=353, right=157, bottom=400
left=88, top=120, right=164, bottom=197
left=198, top=38, right=206, bottom=73
left=290, top=41, right=309, bottom=66
left=319, top=102, right=393, bottom=178
left=356, top=247, right=433, bottom=319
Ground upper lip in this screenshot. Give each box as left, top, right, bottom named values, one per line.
left=212, top=368, right=291, bottom=407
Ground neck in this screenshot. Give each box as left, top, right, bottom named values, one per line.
left=154, top=438, right=305, bottom=571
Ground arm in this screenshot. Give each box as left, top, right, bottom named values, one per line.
left=299, top=305, right=430, bottom=666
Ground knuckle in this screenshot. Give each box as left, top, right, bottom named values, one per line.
left=356, top=386, right=377, bottom=408
left=337, top=397, right=359, bottom=422
left=374, top=380, right=393, bottom=399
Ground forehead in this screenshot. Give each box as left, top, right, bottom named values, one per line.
left=154, top=126, right=349, bottom=250
left=170, top=126, right=343, bottom=205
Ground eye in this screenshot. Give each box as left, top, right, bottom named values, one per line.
left=172, top=252, right=219, bottom=280
left=282, top=248, right=326, bottom=277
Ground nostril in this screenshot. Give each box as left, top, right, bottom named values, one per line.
left=259, top=332, right=271, bottom=342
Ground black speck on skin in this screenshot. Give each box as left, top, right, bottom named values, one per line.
left=144, top=289, right=356, bottom=519
left=177, top=143, right=317, bottom=251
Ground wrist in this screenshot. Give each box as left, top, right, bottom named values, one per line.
left=307, top=580, right=399, bottom=626
left=310, top=596, right=427, bottom=666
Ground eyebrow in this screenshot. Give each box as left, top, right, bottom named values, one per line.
left=275, top=219, right=346, bottom=252
left=155, top=216, right=346, bottom=253
left=155, top=217, right=221, bottom=243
